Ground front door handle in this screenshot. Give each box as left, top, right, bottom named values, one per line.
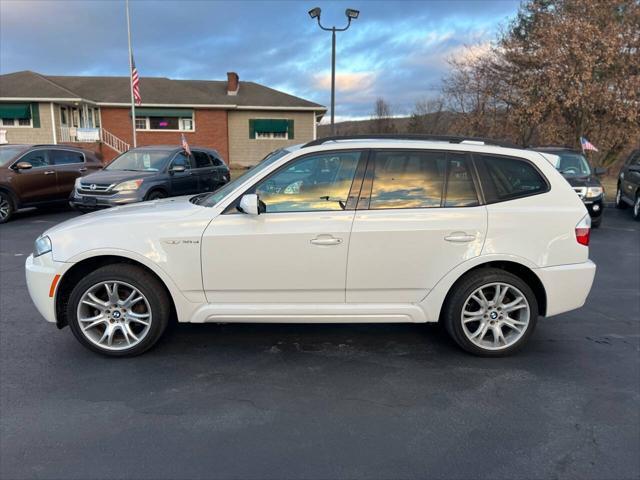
left=44, top=170, right=55, bottom=175
left=444, top=232, right=476, bottom=243
left=310, top=235, right=343, bottom=246
left=78, top=167, right=87, bottom=172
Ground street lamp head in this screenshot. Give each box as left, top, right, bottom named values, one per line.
left=308, top=7, right=321, bottom=19
left=345, top=8, right=359, bottom=19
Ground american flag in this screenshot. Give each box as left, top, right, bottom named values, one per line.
left=131, top=55, right=141, bottom=105
left=181, top=133, right=192, bottom=156
left=580, top=137, right=598, bottom=152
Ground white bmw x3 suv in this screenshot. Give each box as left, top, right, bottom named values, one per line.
left=26, top=136, right=596, bottom=357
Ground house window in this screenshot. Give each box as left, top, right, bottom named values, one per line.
left=135, top=115, right=194, bottom=131
left=250, top=119, right=294, bottom=140
left=1, top=118, right=32, bottom=128
left=94, top=109, right=100, bottom=127
left=60, top=107, right=68, bottom=125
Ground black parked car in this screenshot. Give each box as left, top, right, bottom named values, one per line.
left=533, top=147, right=606, bottom=227
left=70, top=145, right=229, bottom=211
left=615, top=149, right=640, bottom=220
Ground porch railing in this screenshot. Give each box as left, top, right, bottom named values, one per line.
left=58, top=126, right=130, bottom=154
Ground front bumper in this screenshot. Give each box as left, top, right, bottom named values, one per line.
left=583, top=196, right=604, bottom=219
left=69, top=190, right=143, bottom=210
left=25, top=253, right=69, bottom=324
left=536, top=260, right=596, bottom=317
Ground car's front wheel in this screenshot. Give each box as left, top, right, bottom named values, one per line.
left=0, top=191, right=15, bottom=224
left=615, top=185, right=628, bottom=209
left=442, top=268, right=538, bottom=356
left=633, top=193, right=640, bottom=221
left=67, top=264, right=170, bottom=356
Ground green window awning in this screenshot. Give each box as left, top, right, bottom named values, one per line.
left=253, top=119, right=289, bottom=133
left=131, top=108, right=193, bottom=118
left=0, top=103, right=32, bottom=119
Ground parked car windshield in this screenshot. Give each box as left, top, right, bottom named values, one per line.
left=551, top=151, right=592, bottom=177
left=105, top=149, right=174, bottom=172
left=0, top=146, right=27, bottom=166
left=196, top=148, right=293, bottom=207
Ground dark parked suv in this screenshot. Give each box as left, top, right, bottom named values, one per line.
left=0, top=144, right=102, bottom=223
left=532, top=147, right=606, bottom=227
left=70, top=145, right=229, bottom=211
left=615, top=149, right=640, bottom=220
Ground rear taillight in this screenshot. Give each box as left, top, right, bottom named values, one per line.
left=575, top=214, right=591, bottom=246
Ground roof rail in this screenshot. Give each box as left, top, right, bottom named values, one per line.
left=303, top=134, right=521, bottom=149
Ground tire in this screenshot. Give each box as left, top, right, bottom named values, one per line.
left=615, top=185, right=628, bottom=209
left=442, top=268, right=538, bottom=357
left=146, top=190, right=167, bottom=201
left=0, top=191, right=15, bottom=224
left=633, top=193, right=640, bottom=221
left=67, top=264, right=170, bottom=357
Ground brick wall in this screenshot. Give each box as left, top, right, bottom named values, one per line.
left=228, top=110, right=316, bottom=167
left=99, top=107, right=229, bottom=164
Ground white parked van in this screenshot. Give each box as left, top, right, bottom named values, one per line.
left=26, top=136, right=596, bottom=357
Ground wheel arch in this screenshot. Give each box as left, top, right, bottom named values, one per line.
left=145, top=186, right=169, bottom=200
left=55, top=254, right=178, bottom=329
left=421, top=256, right=547, bottom=322
left=0, top=185, right=19, bottom=208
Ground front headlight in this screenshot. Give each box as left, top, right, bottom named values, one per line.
left=74, top=177, right=82, bottom=188
left=34, top=235, right=52, bottom=257
left=586, top=186, right=603, bottom=199
left=113, top=179, right=143, bottom=192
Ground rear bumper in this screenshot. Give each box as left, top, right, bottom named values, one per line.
left=536, top=260, right=596, bottom=317
left=25, top=253, right=69, bottom=324
left=583, top=197, right=604, bottom=219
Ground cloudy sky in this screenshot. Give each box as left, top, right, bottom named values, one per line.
left=0, top=0, right=519, bottom=121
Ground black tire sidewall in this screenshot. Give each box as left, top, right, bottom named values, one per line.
left=444, top=269, right=539, bottom=357
left=67, top=264, right=169, bottom=357
left=147, top=191, right=167, bottom=201
left=0, top=191, right=14, bottom=224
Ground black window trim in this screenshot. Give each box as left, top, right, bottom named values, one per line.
left=356, top=148, right=482, bottom=211
left=472, top=152, right=551, bottom=204
left=222, top=148, right=370, bottom=215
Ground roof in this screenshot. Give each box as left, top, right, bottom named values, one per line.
left=0, top=70, right=325, bottom=111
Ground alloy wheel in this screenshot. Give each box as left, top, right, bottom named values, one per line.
left=0, top=196, right=10, bottom=221
left=634, top=196, right=640, bottom=218
left=461, top=282, right=530, bottom=351
left=76, top=281, right=152, bottom=351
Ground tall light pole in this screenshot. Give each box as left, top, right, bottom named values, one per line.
left=309, top=7, right=359, bottom=136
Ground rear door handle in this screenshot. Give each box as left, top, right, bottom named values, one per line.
left=78, top=167, right=87, bottom=172
left=444, top=232, right=476, bottom=243
left=310, top=235, right=343, bottom=246
left=44, top=170, right=55, bottom=175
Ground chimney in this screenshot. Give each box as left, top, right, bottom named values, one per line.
left=227, top=72, right=239, bottom=95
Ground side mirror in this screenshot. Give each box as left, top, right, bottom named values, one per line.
left=593, top=167, right=607, bottom=176
left=238, top=194, right=265, bottom=215
left=15, top=161, right=32, bottom=170
left=170, top=165, right=186, bottom=173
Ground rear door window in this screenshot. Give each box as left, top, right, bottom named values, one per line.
left=444, top=153, right=479, bottom=207
left=50, top=149, right=84, bottom=165
left=475, top=154, right=548, bottom=202
left=368, top=150, right=446, bottom=209
left=193, top=151, right=213, bottom=168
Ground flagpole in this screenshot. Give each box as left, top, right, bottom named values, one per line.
left=125, top=0, right=137, bottom=148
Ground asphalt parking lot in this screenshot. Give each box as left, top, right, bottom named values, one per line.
left=1, top=206, right=638, bottom=480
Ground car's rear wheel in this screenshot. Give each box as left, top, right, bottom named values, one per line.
left=615, top=185, right=628, bottom=209
left=633, top=193, right=640, bottom=221
left=67, top=264, right=170, bottom=357
left=0, top=191, right=14, bottom=224
left=443, top=268, right=538, bottom=356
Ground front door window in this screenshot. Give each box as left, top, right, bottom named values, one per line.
left=255, top=151, right=361, bottom=213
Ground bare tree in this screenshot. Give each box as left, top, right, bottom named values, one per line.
left=408, top=98, right=445, bottom=134
left=370, top=97, right=395, bottom=133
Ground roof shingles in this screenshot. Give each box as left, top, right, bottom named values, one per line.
left=0, top=71, right=325, bottom=110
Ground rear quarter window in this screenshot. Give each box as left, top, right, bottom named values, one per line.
left=475, top=154, right=549, bottom=203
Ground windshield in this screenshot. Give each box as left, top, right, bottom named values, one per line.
left=106, top=149, right=173, bottom=172
left=196, top=148, right=292, bottom=207
left=0, top=146, right=27, bottom=166
left=551, top=152, right=592, bottom=177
